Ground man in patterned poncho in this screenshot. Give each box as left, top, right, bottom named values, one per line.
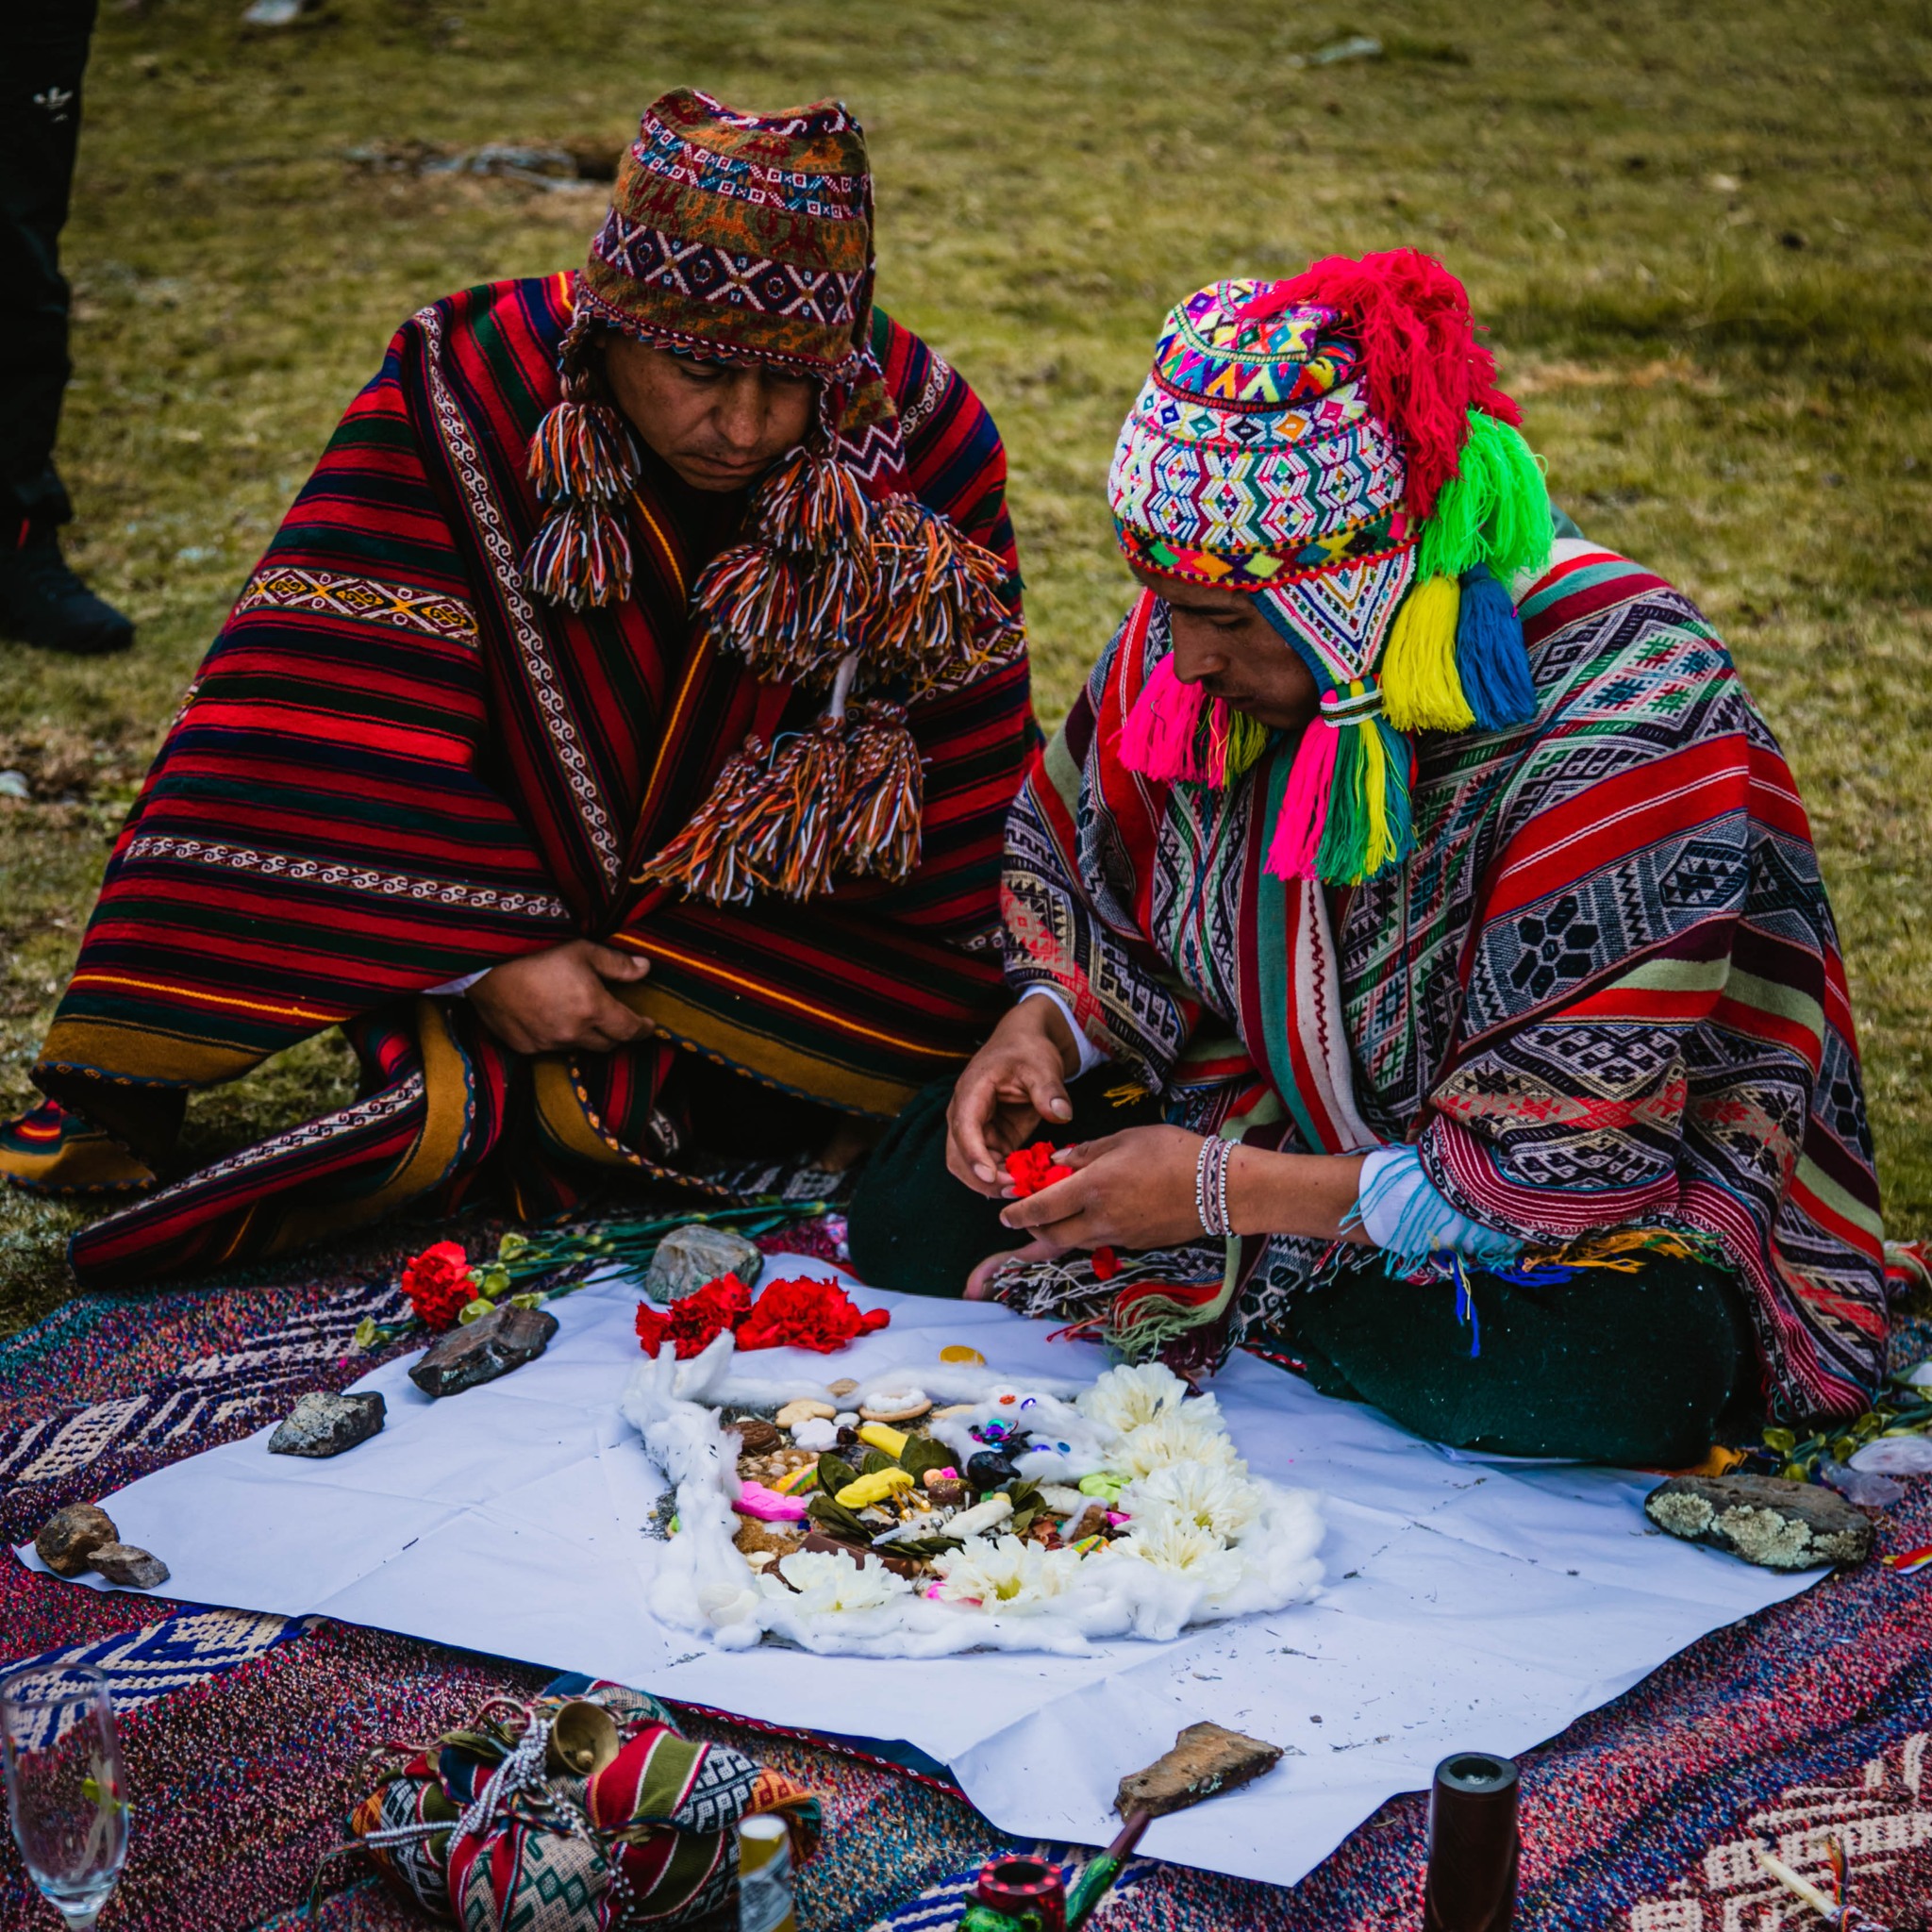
left=850, top=255, right=1888, bottom=1466
left=0, top=92, right=1034, bottom=1285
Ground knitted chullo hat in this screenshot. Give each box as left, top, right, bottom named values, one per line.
left=1108, top=252, right=1551, bottom=887
left=525, top=90, right=1019, bottom=905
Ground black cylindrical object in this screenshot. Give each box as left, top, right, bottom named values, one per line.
left=1423, top=1752, right=1519, bottom=1932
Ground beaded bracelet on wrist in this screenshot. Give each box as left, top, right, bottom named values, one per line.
left=1194, top=1134, right=1234, bottom=1238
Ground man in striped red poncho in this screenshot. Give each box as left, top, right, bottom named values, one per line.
left=850, top=258, right=1890, bottom=1466
left=0, top=91, right=1035, bottom=1286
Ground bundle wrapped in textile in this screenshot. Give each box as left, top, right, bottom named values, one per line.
left=349, top=1674, right=820, bottom=1927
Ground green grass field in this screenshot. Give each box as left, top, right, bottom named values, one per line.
left=3, top=0, right=1928, bottom=1330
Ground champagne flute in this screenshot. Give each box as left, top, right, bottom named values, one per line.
left=1, top=1665, right=129, bottom=1930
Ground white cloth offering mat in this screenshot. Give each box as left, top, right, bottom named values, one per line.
left=17, top=1258, right=1818, bottom=1889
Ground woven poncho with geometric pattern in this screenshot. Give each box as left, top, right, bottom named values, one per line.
left=1000, top=544, right=1888, bottom=1420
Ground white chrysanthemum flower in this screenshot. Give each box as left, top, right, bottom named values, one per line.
left=931, top=1535, right=1085, bottom=1613
left=1076, top=1361, right=1192, bottom=1436
left=1120, top=1460, right=1265, bottom=1541
left=1114, top=1407, right=1245, bottom=1480
left=762, top=1549, right=910, bottom=1614
left=1117, top=1513, right=1245, bottom=1593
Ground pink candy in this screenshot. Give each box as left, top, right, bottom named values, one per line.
left=734, top=1480, right=808, bottom=1523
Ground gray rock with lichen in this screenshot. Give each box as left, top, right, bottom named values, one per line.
left=269, top=1390, right=386, bottom=1457
left=643, top=1224, right=763, bottom=1303
left=1644, top=1472, right=1873, bottom=1570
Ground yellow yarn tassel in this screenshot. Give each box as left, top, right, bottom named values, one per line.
left=1380, top=575, right=1474, bottom=732
left=1355, top=708, right=1399, bottom=876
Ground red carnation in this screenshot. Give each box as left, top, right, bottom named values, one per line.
left=400, top=1241, right=475, bottom=1331
left=634, top=1271, right=757, bottom=1359
left=735, top=1275, right=891, bottom=1354
left=1006, top=1141, right=1073, bottom=1197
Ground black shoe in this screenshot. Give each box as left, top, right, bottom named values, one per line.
left=0, top=526, right=136, bottom=656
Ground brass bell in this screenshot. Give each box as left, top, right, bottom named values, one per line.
left=546, top=1699, right=621, bottom=1779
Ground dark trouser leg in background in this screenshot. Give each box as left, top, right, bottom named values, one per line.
left=1274, top=1256, right=1761, bottom=1466
left=845, top=1072, right=1162, bottom=1299
left=0, top=0, right=134, bottom=657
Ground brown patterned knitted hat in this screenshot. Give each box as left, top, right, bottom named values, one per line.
left=577, top=89, right=876, bottom=382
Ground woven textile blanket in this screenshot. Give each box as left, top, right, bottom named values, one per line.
left=3, top=1257, right=1929, bottom=1929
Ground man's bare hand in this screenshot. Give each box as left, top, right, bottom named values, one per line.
left=467, top=941, right=652, bottom=1057
left=995, top=1124, right=1208, bottom=1251
left=945, top=996, right=1079, bottom=1196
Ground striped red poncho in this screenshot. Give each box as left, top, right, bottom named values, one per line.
left=2, top=275, right=1033, bottom=1286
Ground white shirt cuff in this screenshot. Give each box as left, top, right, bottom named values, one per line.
left=428, top=969, right=490, bottom=997
left=1018, top=984, right=1108, bottom=1077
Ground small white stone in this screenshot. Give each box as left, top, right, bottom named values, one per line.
left=834, top=1411, right=859, bottom=1429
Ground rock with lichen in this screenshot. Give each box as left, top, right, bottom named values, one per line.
left=269, top=1390, right=386, bottom=1457
left=643, top=1224, right=763, bottom=1303
left=1644, top=1472, right=1873, bottom=1570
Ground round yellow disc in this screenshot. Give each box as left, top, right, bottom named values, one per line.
left=940, top=1344, right=987, bottom=1366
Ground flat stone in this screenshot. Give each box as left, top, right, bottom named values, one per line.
left=409, top=1304, right=558, bottom=1397
left=90, top=1542, right=170, bottom=1590
left=1644, top=1472, right=1874, bottom=1570
left=1116, top=1722, right=1284, bottom=1820
left=269, top=1391, right=386, bottom=1457
left=35, top=1504, right=119, bottom=1577
left=642, top=1224, right=763, bottom=1303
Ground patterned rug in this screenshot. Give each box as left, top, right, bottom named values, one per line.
left=3, top=1236, right=1929, bottom=1931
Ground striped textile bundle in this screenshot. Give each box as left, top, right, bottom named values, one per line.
left=350, top=1676, right=821, bottom=1929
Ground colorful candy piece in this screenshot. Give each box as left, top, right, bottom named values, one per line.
left=858, top=1422, right=909, bottom=1459
left=734, top=1480, right=808, bottom=1523
left=835, top=1468, right=915, bottom=1510
left=773, top=1463, right=820, bottom=1496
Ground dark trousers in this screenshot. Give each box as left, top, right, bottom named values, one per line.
left=846, top=1075, right=1759, bottom=1465
left=2, top=0, right=99, bottom=530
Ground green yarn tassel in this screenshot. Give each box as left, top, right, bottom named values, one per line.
left=1418, top=411, right=1553, bottom=584
left=1315, top=712, right=1414, bottom=885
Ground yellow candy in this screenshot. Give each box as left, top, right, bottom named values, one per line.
left=857, top=1422, right=908, bottom=1459
left=940, top=1344, right=986, bottom=1366
left=834, top=1468, right=911, bottom=1510
left=835, top=1468, right=914, bottom=1510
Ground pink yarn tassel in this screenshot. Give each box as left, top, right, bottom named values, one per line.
left=1265, top=716, right=1339, bottom=879
left=1120, top=656, right=1209, bottom=782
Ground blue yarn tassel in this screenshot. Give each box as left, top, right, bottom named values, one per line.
left=1455, top=564, right=1539, bottom=731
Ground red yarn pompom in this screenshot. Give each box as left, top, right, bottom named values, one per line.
left=1233, top=250, right=1520, bottom=521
